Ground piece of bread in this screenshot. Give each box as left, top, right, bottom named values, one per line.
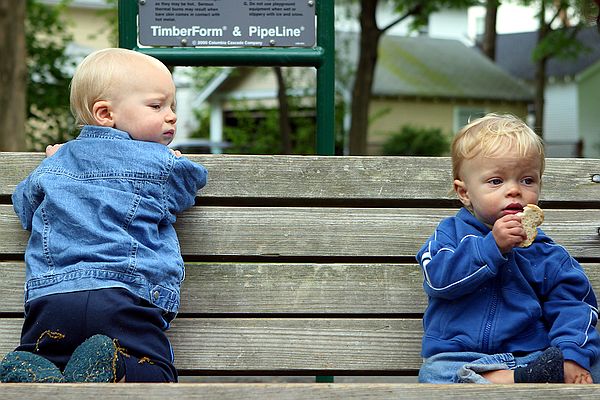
left=517, top=204, right=544, bottom=247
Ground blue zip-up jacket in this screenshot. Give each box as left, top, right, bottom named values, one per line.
left=12, top=126, right=208, bottom=315
left=416, top=208, right=600, bottom=370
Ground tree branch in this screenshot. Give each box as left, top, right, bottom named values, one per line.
left=546, top=1, right=567, bottom=27
left=381, top=4, right=423, bottom=34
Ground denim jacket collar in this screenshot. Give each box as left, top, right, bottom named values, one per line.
left=76, top=126, right=133, bottom=141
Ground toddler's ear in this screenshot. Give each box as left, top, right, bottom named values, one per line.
left=92, top=101, right=114, bottom=127
left=454, top=179, right=471, bottom=207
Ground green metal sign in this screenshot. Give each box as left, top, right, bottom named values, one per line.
left=138, top=0, right=316, bottom=47
left=118, top=0, right=334, bottom=155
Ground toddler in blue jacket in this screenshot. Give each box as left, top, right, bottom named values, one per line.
left=0, top=48, right=207, bottom=383
left=417, top=113, right=600, bottom=384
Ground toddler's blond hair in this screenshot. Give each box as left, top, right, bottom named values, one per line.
left=451, top=113, right=545, bottom=180
left=70, top=48, right=169, bottom=126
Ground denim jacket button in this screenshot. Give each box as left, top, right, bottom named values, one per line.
left=153, top=290, right=160, bottom=300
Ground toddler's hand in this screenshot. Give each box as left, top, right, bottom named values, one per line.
left=564, top=360, right=593, bottom=384
left=492, top=215, right=527, bottom=254
left=169, top=149, right=182, bottom=158
left=45, top=144, right=63, bottom=157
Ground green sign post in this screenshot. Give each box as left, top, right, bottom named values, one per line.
left=118, top=0, right=335, bottom=155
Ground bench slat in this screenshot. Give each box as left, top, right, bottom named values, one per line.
left=0, top=318, right=423, bottom=371
left=2, top=154, right=600, bottom=203
left=2, top=316, right=600, bottom=374
left=3, top=262, right=600, bottom=314
left=2, top=205, right=599, bottom=258
left=0, top=262, right=424, bottom=314
left=1, top=383, right=599, bottom=400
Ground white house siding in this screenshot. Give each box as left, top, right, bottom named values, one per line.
left=578, top=65, right=600, bottom=158
left=428, top=10, right=469, bottom=43
left=543, top=83, right=579, bottom=157
left=334, top=5, right=470, bottom=41
left=468, top=5, right=539, bottom=39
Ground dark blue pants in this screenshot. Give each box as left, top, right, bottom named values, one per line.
left=16, top=288, right=178, bottom=382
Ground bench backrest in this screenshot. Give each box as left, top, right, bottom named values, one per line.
left=1, top=153, right=599, bottom=377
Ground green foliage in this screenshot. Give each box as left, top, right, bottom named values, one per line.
left=190, top=108, right=211, bottom=139
left=381, top=125, right=450, bottom=156
left=524, top=0, right=599, bottom=62
left=223, top=102, right=316, bottom=154
left=188, top=66, right=226, bottom=92
left=219, top=90, right=347, bottom=155
left=26, top=0, right=77, bottom=150
left=533, top=27, right=590, bottom=61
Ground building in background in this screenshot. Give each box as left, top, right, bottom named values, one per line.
left=41, top=0, right=112, bottom=49
left=495, top=27, right=600, bottom=158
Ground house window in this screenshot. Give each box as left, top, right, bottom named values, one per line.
left=453, top=107, right=486, bottom=133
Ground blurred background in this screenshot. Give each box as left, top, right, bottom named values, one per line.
left=1, top=0, right=599, bottom=157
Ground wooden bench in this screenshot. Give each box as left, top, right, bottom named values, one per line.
left=1, top=152, right=600, bottom=398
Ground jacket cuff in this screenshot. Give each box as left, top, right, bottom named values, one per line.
left=477, top=232, right=506, bottom=275
left=561, top=345, right=592, bottom=371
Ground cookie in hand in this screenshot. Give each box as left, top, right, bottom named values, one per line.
left=517, top=204, right=544, bottom=247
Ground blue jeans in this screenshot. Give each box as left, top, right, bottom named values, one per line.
left=419, top=351, right=600, bottom=383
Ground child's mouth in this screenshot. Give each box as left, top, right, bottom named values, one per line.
left=503, top=203, right=524, bottom=214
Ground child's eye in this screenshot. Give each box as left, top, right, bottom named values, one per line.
left=488, top=178, right=502, bottom=185
left=149, top=104, right=161, bottom=110
left=522, top=177, right=535, bottom=185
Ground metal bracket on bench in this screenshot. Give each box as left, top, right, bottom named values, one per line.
left=316, top=375, right=334, bottom=383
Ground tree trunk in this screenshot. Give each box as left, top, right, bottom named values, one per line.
left=482, top=0, right=499, bottom=60
left=274, top=66, right=292, bottom=154
left=0, top=0, right=27, bottom=151
left=348, top=0, right=382, bottom=155
left=534, top=2, right=550, bottom=137
left=533, top=54, right=547, bottom=137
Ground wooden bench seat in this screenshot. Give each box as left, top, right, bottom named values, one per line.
left=1, top=153, right=599, bottom=398
left=3, top=382, right=600, bottom=399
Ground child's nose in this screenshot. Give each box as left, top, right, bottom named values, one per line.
left=167, top=110, right=177, bottom=124
left=506, top=182, right=521, bottom=197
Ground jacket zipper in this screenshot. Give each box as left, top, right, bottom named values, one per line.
left=482, top=283, right=498, bottom=353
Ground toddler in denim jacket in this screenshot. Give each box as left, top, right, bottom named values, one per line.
left=0, top=48, right=207, bottom=383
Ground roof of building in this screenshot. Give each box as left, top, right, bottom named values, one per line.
left=495, top=26, right=600, bottom=81
left=352, top=34, right=533, bottom=101
left=201, top=33, right=534, bottom=104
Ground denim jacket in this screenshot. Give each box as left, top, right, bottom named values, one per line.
left=12, top=126, right=208, bottom=314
